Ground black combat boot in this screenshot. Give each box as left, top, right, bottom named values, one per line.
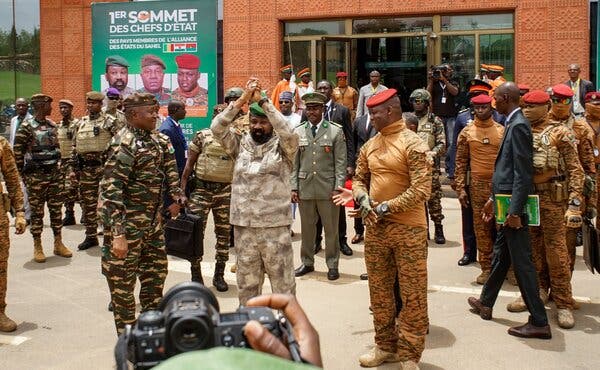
left=77, top=236, right=99, bottom=251
left=434, top=223, right=446, bottom=244
left=213, top=261, right=229, bottom=292
left=62, top=208, right=76, bottom=226
left=190, top=261, right=204, bottom=285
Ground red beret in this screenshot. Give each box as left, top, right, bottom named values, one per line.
left=336, top=71, right=348, bottom=78
left=470, top=94, right=493, bottom=105
left=518, top=84, right=530, bottom=92
left=523, top=90, right=550, bottom=104
left=175, top=54, right=200, bottom=69
left=366, top=89, right=398, bottom=108
left=584, top=91, right=600, bottom=102
left=552, top=84, right=574, bottom=99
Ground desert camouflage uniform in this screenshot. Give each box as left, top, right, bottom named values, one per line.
left=72, top=112, right=118, bottom=239
left=211, top=101, right=298, bottom=305
left=13, top=117, right=63, bottom=238
left=99, top=126, right=182, bottom=335
left=455, top=117, right=504, bottom=274
left=416, top=113, right=446, bottom=224
left=172, top=87, right=209, bottom=108
left=529, top=117, right=583, bottom=309
left=57, top=117, right=79, bottom=214
left=0, top=137, right=24, bottom=317
left=353, top=119, right=431, bottom=363
left=586, top=109, right=600, bottom=228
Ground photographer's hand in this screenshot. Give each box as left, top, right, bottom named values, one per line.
left=245, top=294, right=322, bottom=367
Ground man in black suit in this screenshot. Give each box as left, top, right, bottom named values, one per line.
left=304, top=80, right=354, bottom=256
left=468, top=82, right=551, bottom=339
left=565, top=63, right=595, bottom=118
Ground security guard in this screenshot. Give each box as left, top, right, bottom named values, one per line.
left=292, top=92, right=347, bottom=281
left=57, top=99, right=80, bottom=226
left=410, top=89, right=446, bottom=244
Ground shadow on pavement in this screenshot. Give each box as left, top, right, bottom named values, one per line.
left=425, top=324, right=456, bottom=349
left=14, top=321, right=38, bottom=335
left=22, top=257, right=72, bottom=270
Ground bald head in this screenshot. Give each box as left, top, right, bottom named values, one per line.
left=15, top=98, right=29, bottom=117
left=494, top=82, right=520, bottom=115
left=568, top=64, right=581, bottom=81
left=168, top=100, right=186, bottom=121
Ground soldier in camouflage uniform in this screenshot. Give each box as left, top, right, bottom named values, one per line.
left=211, top=79, right=298, bottom=305
left=57, top=99, right=80, bottom=226
left=583, top=92, right=600, bottom=227
left=99, top=93, right=184, bottom=335
left=548, top=84, right=597, bottom=274
left=0, top=136, right=26, bottom=332
left=102, top=87, right=127, bottom=131
left=180, top=88, right=248, bottom=292
left=13, top=94, right=72, bottom=263
left=410, top=89, right=446, bottom=244
left=506, top=90, right=583, bottom=329
left=353, top=89, right=431, bottom=369
left=71, top=91, right=119, bottom=251
left=455, top=94, right=504, bottom=284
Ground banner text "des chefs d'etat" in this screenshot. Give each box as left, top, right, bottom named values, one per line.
left=108, top=9, right=198, bottom=34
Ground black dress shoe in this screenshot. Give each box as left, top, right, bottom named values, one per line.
left=360, top=273, right=368, bottom=280
left=508, top=320, right=552, bottom=339
left=108, top=302, right=113, bottom=312
left=458, top=254, right=476, bottom=266
left=78, top=236, right=99, bottom=251
left=327, top=268, right=339, bottom=280
left=351, top=234, right=364, bottom=244
left=340, top=240, right=353, bottom=256
left=294, top=264, right=314, bottom=277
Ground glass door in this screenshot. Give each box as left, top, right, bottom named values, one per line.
left=317, top=37, right=351, bottom=83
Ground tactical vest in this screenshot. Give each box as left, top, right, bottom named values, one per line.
left=585, top=118, right=600, bottom=163
left=76, top=116, right=112, bottom=154
left=195, top=131, right=234, bottom=183
left=417, top=114, right=436, bottom=150
left=30, top=120, right=60, bottom=165
left=532, top=125, right=561, bottom=173
left=57, top=122, right=75, bottom=159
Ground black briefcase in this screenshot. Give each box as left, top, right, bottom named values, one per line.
left=582, top=217, right=599, bottom=274
left=164, top=209, right=204, bottom=260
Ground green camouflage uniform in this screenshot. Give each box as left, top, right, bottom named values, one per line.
left=57, top=117, right=79, bottom=214
left=0, top=137, right=24, bottom=316
left=137, top=88, right=172, bottom=106
left=72, top=112, right=118, bottom=239
left=99, top=125, right=182, bottom=335
left=13, top=117, right=63, bottom=237
left=416, top=113, right=446, bottom=224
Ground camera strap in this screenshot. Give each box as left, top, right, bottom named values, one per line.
left=280, top=317, right=304, bottom=363
left=114, top=326, right=131, bottom=370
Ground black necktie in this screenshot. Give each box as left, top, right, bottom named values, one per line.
left=311, top=125, right=317, bottom=137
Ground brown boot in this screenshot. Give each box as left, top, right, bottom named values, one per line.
left=53, top=235, right=73, bottom=258
left=0, top=312, right=17, bottom=332
left=33, top=237, right=46, bottom=263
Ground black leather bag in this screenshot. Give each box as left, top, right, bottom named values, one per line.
left=165, top=209, right=203, bottom=260
left=582, top=217, right=599, bottom=274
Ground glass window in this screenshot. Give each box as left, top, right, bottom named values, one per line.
left=353, top=17, right=432, bottom=34
left=284, top=21, right=345, bottom=36
left=441, top=13, right=513, bottom=31
left=442, top=35, right=475, bottom=109
left=283, top=41, right=311, bottom=76
left=316, top=40, right=347, bottom=83
left=480, top=34, right=514, bottom=81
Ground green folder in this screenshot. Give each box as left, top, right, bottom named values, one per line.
left=494, top=194, right=540, bottom=226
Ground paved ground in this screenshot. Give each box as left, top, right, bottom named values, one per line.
left=1, top=197, right=599, bottom=369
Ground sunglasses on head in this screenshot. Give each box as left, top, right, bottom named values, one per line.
left=551, top=97, right=572, bottom=105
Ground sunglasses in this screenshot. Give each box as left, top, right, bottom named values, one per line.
left=279, top=100, right=292, bottom=104
left=410, top=99, right=425, bottom=104
left=108, top=96, right=121, bottom=101
left=551, top=97, right=572, bottom=105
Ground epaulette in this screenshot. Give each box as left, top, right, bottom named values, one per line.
left=120, top=130, right=134, bottom=146
left=329, top=121, right=342, bottom=128
left=295, top=121, right=307, bottom=129
left=458, top=107, right=470, bottom=114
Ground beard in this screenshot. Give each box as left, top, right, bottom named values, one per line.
left=250, top=129, right=272, bottom=144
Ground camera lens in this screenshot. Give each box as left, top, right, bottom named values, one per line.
left=170, top=316, right=212, bottom=352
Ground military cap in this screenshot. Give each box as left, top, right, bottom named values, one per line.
left=224, top=87, right=244, bottom=99
left=336, top=71, right=348, bottom=78
left=106, top=88, right=121, bottom=99
left=471, top=94, right=493, bottom=105
left=279, top=64, right=293, bottom=73
left=297, top=68, right=310, bottom=78
left=31, top=93, right=53, bottom=103
left=523, top=90, right=550, bottom=104
left=123, top=93, right=158, bottom=109
left=366, top=89, right=398, bottom=108
left=487, top=64, right=504, bottom=73
left=249, top=102, right=266, bottom=117
left=86, top=91, right=105, bottom=101
left=480, top=64, right=490, bottom=72
left=279, top=91, right=293, bottom=101
left=518, top=84, right=531, bottom=94
left=409, top=89, right=431, bottom=101
left=141, top=54, right=166, bottom=69
left=552, top=84, right=574, bottom=99
left=58, top=99, right=74, bottom=107
left=301, top=92, right=327, bottom=106
left=105, top=55, right=129, bottom=68
left=467, top=79, right=492, bottom=94
left=585, top=91, right=600, bottom=103
left=175, top=54, right=200, bottom=70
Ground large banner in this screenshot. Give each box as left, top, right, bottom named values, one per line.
left=91, top=0, right=217, bottom=139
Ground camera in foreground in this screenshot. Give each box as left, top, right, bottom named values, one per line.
left=116, top=282, right=288, bottom=369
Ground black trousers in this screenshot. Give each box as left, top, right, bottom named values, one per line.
left=480, top=215, right=548, bottom=326
left=316, top=206, right=347, bottom=244
left=461, top=201, right=478, bottom=258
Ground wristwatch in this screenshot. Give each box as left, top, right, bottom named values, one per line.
left=568, top=198, right=581, bottom=207
left=374, top=202, right=390, bottom=217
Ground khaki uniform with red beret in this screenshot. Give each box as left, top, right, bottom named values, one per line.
left=584, top=92, right=600, bottom=227
left=333, top=71, right=358, bottom=120
left=171, top=53, right=208, bottom=109
left=353, top=88, right=431, bottom=364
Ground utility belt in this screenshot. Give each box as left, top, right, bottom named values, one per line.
left=534, top=175, right=567, bottom=202
left=77, top=154, right=104, bottom=169
left=193, top=178, right=231, bottom=192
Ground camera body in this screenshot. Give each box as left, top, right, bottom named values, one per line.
left=119, top=282, right=285, bottom=370
left=431, top=65, right=447, bottom=79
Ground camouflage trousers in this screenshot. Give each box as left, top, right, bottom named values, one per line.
left=188, top=181, right=231, bottom=265
left=80, top=166, right=103, bottom=237
left=532, top=191, right=574, bottom=309
left=60, top=163, right=79, bottom=211
left=101, top=223, right=167, bottom=335
left=470, top=178, right=495, bottom=273
left=234, top=225, right=296, bottom=306
left=365, top=220, right=428, bottom=363
left=0, top=211, right=9, bottom=312
left=427, top=169, right=444, bottom=224
left=23, top=169, right=64, bottom=237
